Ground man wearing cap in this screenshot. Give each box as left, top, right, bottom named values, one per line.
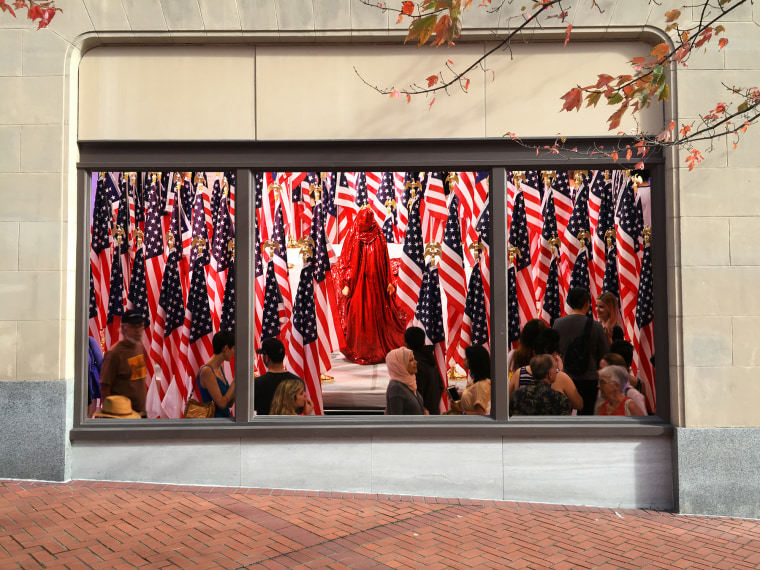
left=100, top=309, right=148, bottom=417
left=254, top=337, right=302, bottom=415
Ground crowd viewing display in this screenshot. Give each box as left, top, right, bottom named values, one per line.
left=87, top=167, right=655, bottom=419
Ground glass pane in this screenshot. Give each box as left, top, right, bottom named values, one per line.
left=88, top=171, right=236, bottom=420
left=507, top=169, right=655, bottom=417
left=252, top=171, right=492, bottom=417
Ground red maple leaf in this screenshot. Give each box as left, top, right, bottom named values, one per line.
left=560, top=87, right=583, bottom=112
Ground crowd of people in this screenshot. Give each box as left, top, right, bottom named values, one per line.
left=89, top=286, right=648, bottom=419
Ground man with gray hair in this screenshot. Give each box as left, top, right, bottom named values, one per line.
left=509, top=354, right=572, bottom=416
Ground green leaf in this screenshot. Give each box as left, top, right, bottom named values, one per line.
left=607, top=92, right=624, bottom=105
left=407, top=14, right=438, bottom=47
left=657, top=83, right=670, bottom=102
left=586, top=91, right=602, bottom=107
left=738, top=100, right=749, bottom=113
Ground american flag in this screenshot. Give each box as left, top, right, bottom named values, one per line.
left=439, top=194, right=467, bottom=368
left=521, top=170, right=544, bottom=290
left=261, top=260, right=284, bottom=339
left=534, top=183, right=559, bottom=310
left=127, top=237, right=153, bottom=375
left=220, top=260, right=235, bottom=333
left=415, top=263, right=448, bottom=413
left=210, top=189, right=234, bottom=332
left=508, top=193, right=536, bottom=330
left=158, top=250, right=186, bottom=419
left=258, top=172, right=279, bottom=243
left=209, top=178, right=223, bottom=234
left=396, top=172, right=413, bottom=236
left=423, top=172, right=448, bottom=244
left=291, top=261, right=323, bottom=415
left=569, top=247, right=591, bottom=301
left=183, top=256, right=214, bottom=403
left=633, top=238, right=655, bottom=413
left=90, top=176, right=113, bottom=340
left=355, top=171, right=369, bottom=209
left=590, top=171, right=615, bottom=300
left=397, top=192, right=425, bottom=319
left=476, top=201, right=491, bottom=329
left=335, top=172, right=356, bottom=242
left=562, top=178, right=592, bottom=313
left=365, top=171, right=386, bottom=228
left=460, top=259, right=489, bottom=360
left=322, top=172, right=339, bottom=243
left=309, top=199, right=336, bottom=375
left=89, top=265, right=97, bottom=320
left=506, top=171, right=516, bottom=235
left=508, top=264, right=520, bottom=346
left=540, top=255, right=562, bottom=327
left=143, top=180, right=165, bottom=378
left=271, top=203, right=294, bottom=363
left=457, top=171, right=488, bottom=262
left=553, top=170, right=574, bottom=243
left=253, top=225, right=266, bottom=374
left=616, top=180, right=643, bottom=340
left=603, top=241, right=621, bottom=299
left=115, top=176, right=132, bottom=293
left=377, top=172, right=397, bottom=243
left=105, top=245, right=125, bottom=347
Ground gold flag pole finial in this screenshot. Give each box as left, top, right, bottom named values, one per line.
left=604, top=228, right=616, bottom=248
left=310, top=183, right=322, bottom=204
left=227, top=238, right=235, bottom=260
left=577, top=229, right=591, bottom=249
left=573, top=170, right=588, bottom=188
left=298, top=236, right=315, bottom=263
left=631, top=174, right=644, bottom=191
left=135, top=229, right=144, bottom=248
left=405, top=180, right=422, bottom=210
left=262, top=239, right=280, bottom=258
left=191, top=236, right=206, bottom=255
left=166, top=231, right=176, bottom=251
left=643, top=226, right=652, bottom=247
left=425, top=242, right=442, bottom=267
left=384, top=198, right=396, bottom=214
left=513, top=171, right=525, bottom=190
left=548, top=236, right=560, bottom=256
left=267, top=182, right=282, bottom=202
left=508, top=245, right=520, bottom=266
left=543, top=171, right=556, bottom=189
left=469, top=242, right=484, bottom=261
left=114, top=226, right=126, bottom=246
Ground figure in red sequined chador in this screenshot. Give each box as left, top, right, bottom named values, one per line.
left=336, top=208, right=407, bottom=364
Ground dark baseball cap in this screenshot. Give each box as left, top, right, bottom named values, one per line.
left=122, top=309, right=149, bottom=326
left=256, top=337, right=285, bottom=360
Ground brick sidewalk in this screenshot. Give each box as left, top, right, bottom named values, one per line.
left=2, top=481, right=760, bottom=569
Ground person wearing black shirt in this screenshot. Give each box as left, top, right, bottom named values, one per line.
left=404, top=326, right=444, bottom=415
left=254, top=338, right=301, bottom=415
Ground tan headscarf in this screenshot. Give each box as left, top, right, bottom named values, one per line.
left=385, top=347, right=417, bottom=392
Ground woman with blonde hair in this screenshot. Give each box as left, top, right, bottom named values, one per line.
left=596, top=291, right=624, bottom=345
left=270, top=378, right=314, bottom=415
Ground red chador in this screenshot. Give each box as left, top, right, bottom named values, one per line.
left=337, top=208, right=407, bottom=364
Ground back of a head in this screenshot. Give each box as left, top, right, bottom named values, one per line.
left=567, top=287, right=591, bottom=310
left=609, top=340, right=634, bottom=368
left=534, top=328, right=560, bottom=356
left=529, top=354, right=554, bottom=381
left=465, top=344, right=491, bottom=382
left=212, top=331, right=235, bottom=354
left=602, top=352, right=626, bottom=368
left=404, top=327, right=426, bottom=351
left=511, top=319, right=548, bottom=370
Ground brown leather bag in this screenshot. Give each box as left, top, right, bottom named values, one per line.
left=184, top=399, right=216, bottom=418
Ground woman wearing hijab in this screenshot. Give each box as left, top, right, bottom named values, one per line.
left=385, top=347, right=428, bottom=415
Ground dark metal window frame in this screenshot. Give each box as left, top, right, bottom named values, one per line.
left=71, top=138, right=671, bottom=441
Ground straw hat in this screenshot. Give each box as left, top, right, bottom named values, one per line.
left=94, top=395, right=141, bottom=419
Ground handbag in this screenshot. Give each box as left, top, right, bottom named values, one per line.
left=184, top=399, right=216, bottom=418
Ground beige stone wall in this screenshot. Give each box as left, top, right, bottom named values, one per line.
left=2, top=0, right=759, bottom=428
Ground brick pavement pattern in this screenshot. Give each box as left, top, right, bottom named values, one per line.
left=2, top=481, right=760, bottom=569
